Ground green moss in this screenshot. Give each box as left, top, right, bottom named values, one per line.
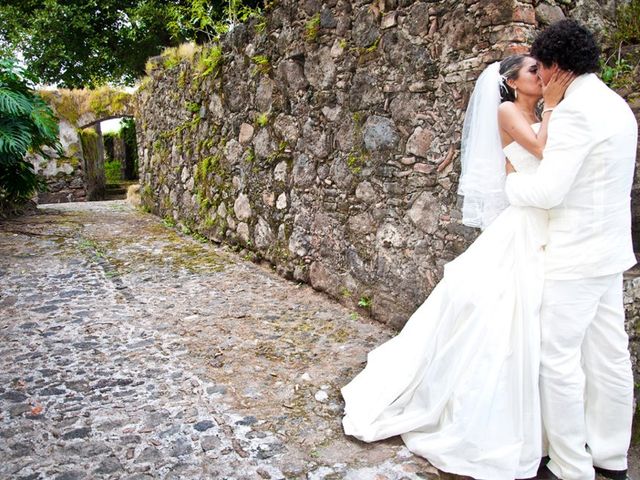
left=256, top=112, right=269, bottom=127
left=196, top=155, right=221, bottom=184
left=185, top=101, right=201, bottom=114
left=138, top=76, right=152, bottom=92
left=254, top=14, right=267, bottom=34
left=358, top=296, right=372, bottom=308
left=305, top=13, right=321, bottom=42
left=251, top=55, right=271, bottom=76
left=88, top=88, right=131, bottom=118
left=609, top=0, right=640, bottom=45
left=245, top=147, right=255, bottom=164
left=347, top=149, right=368, bottom=174
left=141, top=184, right=153, bottom=201
left=160, top=43, right=198, bottom=70
left=158, top=116, right=202, bottom=143
left=199, top=137, right=216, bottom=152
left=161, top=195, right=172, bottom=213
left=54, top=92, right=80, bottom=125
left=363, top=36, right=380, bottom=54
left=177, top=70, right=188, bottom=89
left=197, top=45, right=223, bottom=79
left=340, top=287, right=352, bottom=298
left=201, top=214, right=216, bottom=229
left=266, top=140, right=289, bottom=165
left=79, top=128, right=100, bottom=182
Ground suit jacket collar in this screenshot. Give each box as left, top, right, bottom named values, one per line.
left=564, top=73, right=597, bottom=98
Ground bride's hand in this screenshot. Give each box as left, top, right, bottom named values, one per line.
left=542, top=70, right=575, bottom=108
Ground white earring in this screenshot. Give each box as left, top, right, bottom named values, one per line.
left=514, top=88, right=518, bottom=100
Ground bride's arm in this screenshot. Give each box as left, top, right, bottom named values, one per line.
left=498, top=102, right=550, bottom=159
left=497, top=71, right=574, bottom=159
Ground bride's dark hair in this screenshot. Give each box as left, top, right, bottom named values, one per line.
left=499, top=54, right=527, bottom=103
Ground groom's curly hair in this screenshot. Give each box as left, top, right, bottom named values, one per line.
left=530, top=19, right=600, bottom=75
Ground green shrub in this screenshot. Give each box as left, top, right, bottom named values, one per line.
left=104, top=159, right=122, bottom=183
left=0, top=57, right=60, bottom=212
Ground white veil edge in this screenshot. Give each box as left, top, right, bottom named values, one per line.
left=458, top=62, right=509, bottom=230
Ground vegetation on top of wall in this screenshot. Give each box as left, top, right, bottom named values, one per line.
left=38, top=88, right=133, bottom=126
left=161, top=42, right=199, bottom=70
left=87, top=87, right=132, bottom=119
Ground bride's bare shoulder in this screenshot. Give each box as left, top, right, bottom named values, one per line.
left=497, top=101, right=518, bottom=118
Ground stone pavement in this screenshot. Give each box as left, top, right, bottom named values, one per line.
left=0, top=201, right=439, bottom=480
left=0, top=201, right=637, bottom=480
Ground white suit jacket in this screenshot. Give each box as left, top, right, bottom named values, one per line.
left=505, top=73, right=638, bottom=279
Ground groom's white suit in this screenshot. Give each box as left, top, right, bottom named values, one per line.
left=505, top=73, right=638, bottom=480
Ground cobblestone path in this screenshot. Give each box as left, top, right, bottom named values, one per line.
left=1, top=201, right=637, bottom=480
left=0, top=201, right=439, bottom=480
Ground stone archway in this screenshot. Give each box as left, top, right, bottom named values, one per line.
left=33, top=88, right=135, bottom=203
left=79, top=115, right=136, bottom=201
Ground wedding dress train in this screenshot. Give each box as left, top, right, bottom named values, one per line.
left=342, top=135, right=548, bottom=480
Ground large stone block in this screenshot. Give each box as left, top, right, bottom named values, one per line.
left=405, top=127, right=433, bottom=158
left=277, top=60, right=308, bottom=92
left=292, top=154, right=317, bottom=187
left=304, top=47, right=337, bottom=90
left=234, top=193, right=252, bottom=221
left=363, top=115, right=399, bottom=152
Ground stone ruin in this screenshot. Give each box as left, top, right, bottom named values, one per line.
left=33, top=88, right=134, bottom=203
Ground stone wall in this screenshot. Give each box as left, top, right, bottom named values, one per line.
left=136, top=0, right=541, bottom=327
left=134, top=0, right=639, bottom=401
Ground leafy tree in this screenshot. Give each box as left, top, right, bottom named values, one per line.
left=0, top=0, right=180, bottom=88
left=0, top=57, right=60, bottom=212
left=0, top=0, right=263, bottom=88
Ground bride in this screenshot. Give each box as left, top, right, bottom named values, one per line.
left=341, top=55, right=573, bottom=480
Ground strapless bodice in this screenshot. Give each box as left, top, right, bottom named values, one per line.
left=503, top=123, right=540, bottom=174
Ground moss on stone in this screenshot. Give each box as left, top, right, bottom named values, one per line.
left=305, top=13, right=321, bottom=42
left=197, top=45, right=223, bottom=78
left=347, top=149, right=368, bottom=175
left=87, top=87, right=131, bottom=119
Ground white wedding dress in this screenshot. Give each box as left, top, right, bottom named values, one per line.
left=342, top=133, right=549, bottom=480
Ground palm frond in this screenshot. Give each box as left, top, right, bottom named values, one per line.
left=0, top=118, right=32, bottom=156
left=30, top=104, right=59, bottom=140
left=0, top=87, right=32, bottom=117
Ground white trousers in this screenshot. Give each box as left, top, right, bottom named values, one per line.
left=540, top=273, right=634, bottom=480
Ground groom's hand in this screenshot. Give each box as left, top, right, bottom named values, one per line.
left=505, top=160, right=516, bottom=175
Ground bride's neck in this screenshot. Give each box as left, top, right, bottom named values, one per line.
left=514, top=96, right=540, bottom=121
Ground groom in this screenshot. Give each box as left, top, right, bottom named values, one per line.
left=505, top=20, right=638, bottom=480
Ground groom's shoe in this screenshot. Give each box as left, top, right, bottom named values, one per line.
left=594, top=466, right=631, bottom=480
left=536, top=465, right=560, bottom=480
